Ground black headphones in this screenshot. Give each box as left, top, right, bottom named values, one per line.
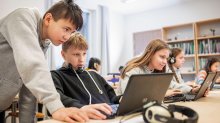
left=68, top=64, right=85, bottom=73
left=142, top=101, right=198, bottom=123
left=168, top=53, right=176, bottom=64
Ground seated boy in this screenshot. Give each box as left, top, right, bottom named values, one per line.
left=51, top=32, right=121, bottom=120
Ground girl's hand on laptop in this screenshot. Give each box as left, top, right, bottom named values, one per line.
left=191, top=85, right=201, bottom=94
left=165, top=89, right=182, bottom=97
left=203, top=87, right=210, bottom=97
left=81, top=103, right=112, bottom=120
left=186, top=81, right=200, bottom=88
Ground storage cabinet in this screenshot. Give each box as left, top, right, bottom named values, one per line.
left=162, top=23, right=196, bottom=77
left=195, top=18, right=220, bottom=71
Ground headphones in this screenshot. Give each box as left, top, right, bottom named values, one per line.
left=142, top=101, right=198, bottom=123
left=168, top=54, right=176, bottom=64
left=67, top=63, right=85, bottom=73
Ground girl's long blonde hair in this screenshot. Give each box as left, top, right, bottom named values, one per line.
left=121, top=39, right=169, bottom=79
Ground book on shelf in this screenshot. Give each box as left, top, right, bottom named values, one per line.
left=198, top=39, right=220, bottom=54
left=199, top=58, right=207, bottom=70
left=168, top=42, right=194, bottom=55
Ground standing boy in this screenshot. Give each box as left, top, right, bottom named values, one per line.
left=0, top=0, right=88, bottom=122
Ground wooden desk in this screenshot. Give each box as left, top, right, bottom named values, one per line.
left=38, top=90, right=220, bottom=123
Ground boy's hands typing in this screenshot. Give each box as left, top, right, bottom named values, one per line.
left=52, top=107, right=89, bottom=123
left=81, top=103, right=112, bottom=120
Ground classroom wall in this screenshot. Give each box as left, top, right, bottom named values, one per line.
left=108, top=11, right=125, bottom=73
left=1, top=0, right=219, bottom=74
left=62, top=0, right=220, bottom=73
left=121, top=0, right=220, bottom=69
left=76, top=1, right=126, bottom=74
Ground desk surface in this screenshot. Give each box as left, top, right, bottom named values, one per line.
left=38, top=90, right=220, bottom=123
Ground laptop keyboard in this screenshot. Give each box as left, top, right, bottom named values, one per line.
left=103, top=104, right=119, bottom=119
left=184, top=94, right=195, bottom=100
left=111, top=104, right=119, bottom=114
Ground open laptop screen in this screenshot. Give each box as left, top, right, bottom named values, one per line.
left=117, top=73, right=173, bottom=116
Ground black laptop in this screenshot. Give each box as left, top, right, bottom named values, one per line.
left=185, top=72, right=216, bottom=101
left=108, top=73, right=173, bottom=118
left=210, top=71, right=220, bottom=90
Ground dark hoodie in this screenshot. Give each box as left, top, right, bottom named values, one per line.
left=51, top=66, right=121, bottom=108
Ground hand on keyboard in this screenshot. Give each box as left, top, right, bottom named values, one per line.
left=164, top=93, right=185, bottom=103
left=81, top=103, right=112, bottom=120
left=165, top=89, right=182, bottom=97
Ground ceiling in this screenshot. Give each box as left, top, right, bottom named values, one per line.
left=93, top=0, right=192, bottom=15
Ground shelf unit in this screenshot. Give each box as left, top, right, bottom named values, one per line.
left=162, top=18, right=220, bottom=80
left=162, top=23, right=196, bottom=79
left=195, top=18, right=220, bottom=70
left=133, top=18, right=220, bottom=81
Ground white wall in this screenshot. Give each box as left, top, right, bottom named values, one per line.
left=76, top=1, right=126, bottom=73
left=78, top=0, right=220, bottom=73
left=0, top=0, right=45, bottom=18
left=76, top=0, right=101, bottom=59
left=2, top=0, right=220, bottom=74
left=108, top=11, right=125, bottom=72
left=122, top=0, right=220, bottom=68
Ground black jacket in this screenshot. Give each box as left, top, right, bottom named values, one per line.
left=51, top=67, right=121, bottom=108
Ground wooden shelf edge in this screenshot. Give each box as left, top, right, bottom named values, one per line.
left=198, top=53, right=220, bottom=57
left=181, top=72, right=196, bottom=74
left=166, top=39, right=194, bottom=43
left=197, top=35, right=220, bottom=40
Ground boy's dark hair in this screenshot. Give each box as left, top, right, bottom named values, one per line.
left=43, top=0, right=83, bottom=31
left=88, top=57, right=101, bottom=71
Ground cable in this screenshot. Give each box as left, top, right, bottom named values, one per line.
left=119, top=107, right=143, bottom=123
left=73, top=69, right=92, bottom=104
left=86, top=71, right=103, bottom=94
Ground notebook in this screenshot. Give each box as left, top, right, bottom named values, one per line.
left=109, top=73, right=173, bottom=118
left=185, top=72, right=216, bottom=101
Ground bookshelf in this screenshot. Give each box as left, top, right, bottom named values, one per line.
left=133, top=18, right=220, bottom=80
left=162, top=18, right=220, bottom=80
left=162, top=23, right=196, bottom=81
left=195, top=18, right=220, bottom=71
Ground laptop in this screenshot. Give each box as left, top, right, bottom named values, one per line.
left=211, top=71, right=220, bottom=89
left=185, top=72, right=216, bottom=101
left=108, top=73, right=173, bottom=118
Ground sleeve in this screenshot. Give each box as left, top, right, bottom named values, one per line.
left=119, top=68, right=140, bottom=94
left=168, top=69, right=192, bottom=93
left=169, top=78, right=192, bottom=94
left=0, top=9, right=63, bottom=114
left=51, top=71, right=84, bottom=108
left=195, top=70, right=207, bottom=85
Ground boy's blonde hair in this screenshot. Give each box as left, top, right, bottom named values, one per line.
left=62, top=32, right=88, bottom=52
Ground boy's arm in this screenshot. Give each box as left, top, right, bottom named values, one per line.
left=0, top=8, right=63, bottom=114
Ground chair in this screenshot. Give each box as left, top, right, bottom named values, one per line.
left=4, top=98, right=46, bottom=123
left=4, top=98, right=19, bottom=123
